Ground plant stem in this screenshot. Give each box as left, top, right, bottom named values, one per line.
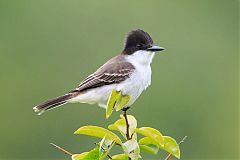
left=123, top=110, right=130, bottom=140
left=164, top=153, right=172, bottom=160
left=107, top=154, right=113, bottom=159
left=164, top=136, right=187, bottom=160
left=95, top=142, right=113, bottom=159
left=50, top=143, right=73, bottom=156
left=122, top=109, right=131, bottom=160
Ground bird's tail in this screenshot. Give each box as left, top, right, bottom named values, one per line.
left=33, top=93, right=76, bottom=115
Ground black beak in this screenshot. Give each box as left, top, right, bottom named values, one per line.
left=146, top=45, right=165, bottom=52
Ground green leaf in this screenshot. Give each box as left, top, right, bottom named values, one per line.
left=111, top=154, right=129, bottom=160
left=74, top=125, right=122, bottom=144
left=108, top=114, right=137, bottom=139
left=135, top=127, right=164, bottom=147
left=108, top=124, right=118, bottom=130
left=139, top=137, right=159, bottom=154
left=115, top=94, right=130, bottom=111
left=162, top=136, right=180, bottom=159
left=122, top=139, right=141, bottom=160
left=139, top=136, right=180, bottom=159
left=99, top=136, right=115, bottom=160
left=139, top=144, right=159, bottom=155
left=72, top=152, right=89, bottom=160
left=139, top=137, right=158, bottom=146
left=106, top=89, right=121, bottom=119
left=72, top=146, right=100, bottom=160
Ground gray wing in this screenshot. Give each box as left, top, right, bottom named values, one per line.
left=71, top=55, right=135, bottom=93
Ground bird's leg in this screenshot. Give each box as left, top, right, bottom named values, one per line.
left=122, top=107, right=130, bottom=140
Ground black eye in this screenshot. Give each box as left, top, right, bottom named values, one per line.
left=136, top=44, right=142, bottom=49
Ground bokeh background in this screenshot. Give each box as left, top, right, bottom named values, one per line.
left=0, top=0, right=239, bottom=159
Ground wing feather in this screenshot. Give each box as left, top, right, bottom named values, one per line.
left=71, top=55, right=135, bottom=92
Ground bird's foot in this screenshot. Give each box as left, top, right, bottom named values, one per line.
left=121, top=106, right=130, bottom=112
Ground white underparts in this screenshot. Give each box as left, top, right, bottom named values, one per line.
left=68, top=50, right=155, bottom=108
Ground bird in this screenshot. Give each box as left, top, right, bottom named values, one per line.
left=33, top=29, right=165, bottom=115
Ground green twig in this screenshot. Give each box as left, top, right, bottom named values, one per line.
left=50, top=143, right=73, bottom=156
left=164, top=136, right=187, bottom=160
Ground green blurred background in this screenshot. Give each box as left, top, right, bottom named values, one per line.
left=0, top=0, right=239, bottom=159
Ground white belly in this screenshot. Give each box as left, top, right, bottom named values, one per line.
left=116, top=65, right=152, bottom=106
left=69, top=66, right=152, bottom=109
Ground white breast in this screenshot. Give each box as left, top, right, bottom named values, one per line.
left=125, top=50, right=155, bottom=89
left=117, top=50, right=155, bottom=106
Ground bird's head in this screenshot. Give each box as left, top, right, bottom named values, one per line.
left=122, top=29, right=165, bottom=55
left=122, top=29, right=165, bottom=64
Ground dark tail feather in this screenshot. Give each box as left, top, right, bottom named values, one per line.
left=33, top=93, right=74, bottom=115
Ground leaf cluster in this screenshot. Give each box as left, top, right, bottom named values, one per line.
left=72, top=114, right=180, bottom=160
left=53, top=89, right=181, bottom=160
